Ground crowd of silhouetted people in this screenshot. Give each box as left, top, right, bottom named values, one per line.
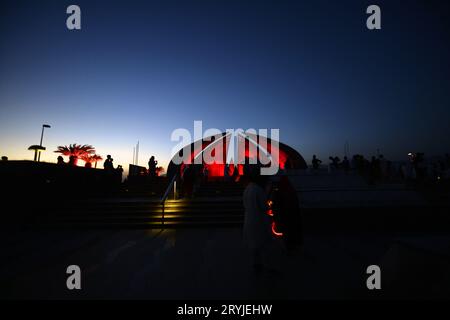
left=103, top=154, right=122, bottom=173
left=54, top=154, right=123, bottom=178
left=179, top=164, right=215, bottom=198
left=310, top=153, right=450, bottom=185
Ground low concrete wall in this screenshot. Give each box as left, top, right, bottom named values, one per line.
left=0, top=160, right=122, bottom=197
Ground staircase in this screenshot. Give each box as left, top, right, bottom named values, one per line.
left=35, top=180, right=245, bottom=229
left=36, top=198, right=243, bottom=229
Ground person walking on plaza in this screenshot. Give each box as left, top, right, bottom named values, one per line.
left=242, top=170, right=272, bottom=273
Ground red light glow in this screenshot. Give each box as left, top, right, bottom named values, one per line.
left=271, top=222, right=283, bottom=237
left=182, top=136, right=288, bottom=178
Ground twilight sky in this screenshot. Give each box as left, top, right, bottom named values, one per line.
left=1, top=0, right=450, bottom=170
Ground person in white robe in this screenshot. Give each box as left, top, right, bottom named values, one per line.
left=242, top=178, right=273, bottom=271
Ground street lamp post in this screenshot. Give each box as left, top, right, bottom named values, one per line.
left=38, top=124, right=51, bottom=162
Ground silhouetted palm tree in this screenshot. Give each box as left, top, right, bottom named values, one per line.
left=81, top=153, right=103, bottom=168
left=156, top=166, right=165, bottom=176
left=54, top=144, right=95, bottom=166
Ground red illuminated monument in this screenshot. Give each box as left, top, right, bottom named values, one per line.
left=167, top=132, right=307, bottom=179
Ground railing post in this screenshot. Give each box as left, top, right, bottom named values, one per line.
left=174, top=181, right=177, bottom=200
left=160, top=169, right=184, bottom=228
left=162, top=202, right=165, bottom=227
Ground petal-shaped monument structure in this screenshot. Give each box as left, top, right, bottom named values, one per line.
left=167, top=131, right=306, bottom=179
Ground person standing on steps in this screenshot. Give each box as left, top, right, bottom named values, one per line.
left=148, top=156, right=158, bottom=178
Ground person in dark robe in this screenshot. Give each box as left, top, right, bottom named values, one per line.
left=148, top=156, right=158, bottom=177
left=272, top=176, right=303, bottom=253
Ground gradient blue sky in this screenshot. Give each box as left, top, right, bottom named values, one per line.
left=1, top=0, right=450, bottom=170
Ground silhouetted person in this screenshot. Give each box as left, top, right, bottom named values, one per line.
left=57, top=156, right=65, bottom=165
left=148, top=156, right=158, bottom=177
left=68, top=155, right=77, bottom=166
left=232, top=164, right=240, bottom=182
left=329, top=156, right=340, bottom=171
left=116, top=165, right=124, bottom=183
left=202, top=165, right=209, bottom=183
left=224, top=164, right=230, bottom=181
left=272, top=176, right=303, bottom=253
left=243, top=168, right=271, bottom=273
left=312, top=155, right=322, bottom=170
left=353, top=154, right=364, bottom=175
left=369, top=156, right=381, bottom=184
left=104, top=155, right=114, bottom=171
left=334, top=156, right=341, bottom=169
left=342, top=156, right=350, bottom=173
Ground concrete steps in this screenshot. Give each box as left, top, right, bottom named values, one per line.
left=37, top=198, right=244, bottom=229
left=32, top=180, right=246, bottom=228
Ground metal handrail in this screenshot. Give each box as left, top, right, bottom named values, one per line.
left=160, top=171, right=180, bottom=226
left=158, top=132, right=231, bottom=226
left=161, top=172, right=179, bottom=204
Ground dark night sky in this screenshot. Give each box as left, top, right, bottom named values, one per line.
left=1, top=0, right=450, bottom=168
